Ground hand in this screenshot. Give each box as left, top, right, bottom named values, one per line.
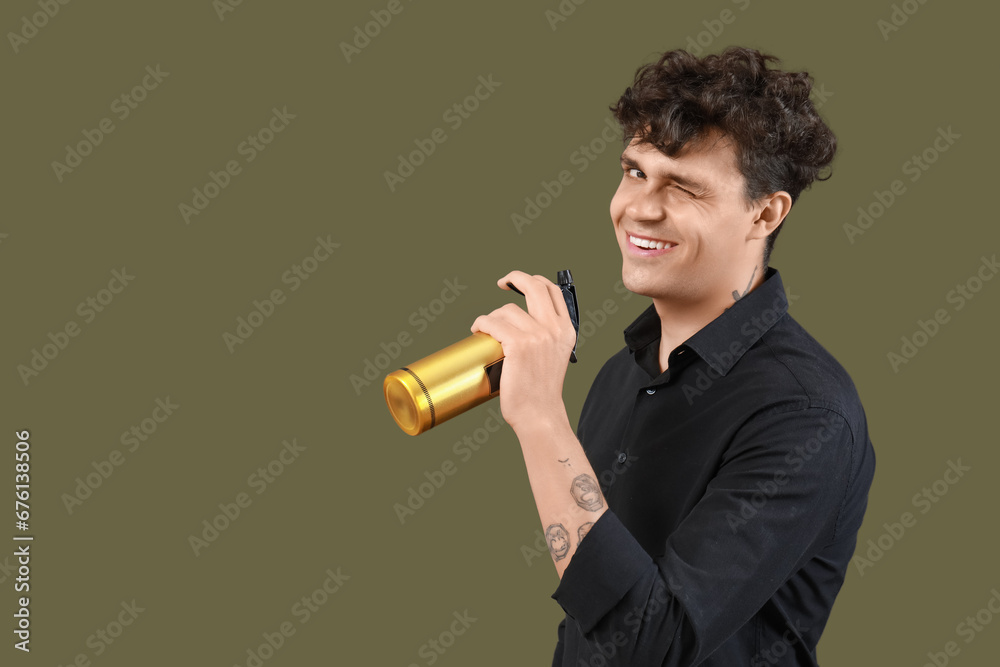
left=470, top=271, right=578, bottom=433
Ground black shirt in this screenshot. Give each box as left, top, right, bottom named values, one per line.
left=551, top=268, right=876, bottom=666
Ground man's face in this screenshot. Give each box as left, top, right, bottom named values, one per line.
left=609, top=131, right=762, bottom=306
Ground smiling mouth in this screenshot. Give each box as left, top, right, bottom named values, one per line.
left=628, top=234, right=677, bottom=250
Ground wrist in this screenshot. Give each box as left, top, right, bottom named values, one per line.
left=510, top=404, right=573, bottom=444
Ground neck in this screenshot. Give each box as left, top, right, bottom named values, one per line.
left=653, top=265, right=766, bottom=373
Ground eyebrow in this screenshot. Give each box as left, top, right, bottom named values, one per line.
left=620, top=152, right=707, bottom=193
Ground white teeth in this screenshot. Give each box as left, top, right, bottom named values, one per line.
left=629, top=234, right=673, bottom=250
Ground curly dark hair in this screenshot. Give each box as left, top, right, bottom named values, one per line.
left=610, top=47, right=837, bottom=267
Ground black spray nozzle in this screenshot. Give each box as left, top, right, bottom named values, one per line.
left=558, top=269, right=579, bottom=363
left=505, top=270, right=579, bottom=363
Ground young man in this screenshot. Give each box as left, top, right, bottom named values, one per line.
left=471, top=47, right=876, bottom=666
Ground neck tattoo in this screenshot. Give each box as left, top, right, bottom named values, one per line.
left=732, top=266, right=757, bottom=302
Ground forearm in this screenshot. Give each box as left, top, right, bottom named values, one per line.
left=514, top=407, right=608, bottom=578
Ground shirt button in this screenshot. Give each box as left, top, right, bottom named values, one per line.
left=646, top=388, right=656, bottom=395
left=617, top=452, right=627, bottom=464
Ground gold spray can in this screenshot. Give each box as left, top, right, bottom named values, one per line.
left=383, top=333, right=504, bottom=436
left=383, top=269, right=578, bottom=437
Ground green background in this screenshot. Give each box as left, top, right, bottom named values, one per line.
left=2, top=0, right=997, bottom=664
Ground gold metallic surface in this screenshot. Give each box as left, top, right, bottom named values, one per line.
left=383, top=332, right=503, bottom=436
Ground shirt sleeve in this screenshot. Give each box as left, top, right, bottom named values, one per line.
left=551, top=406, right=868, bottom=665
left=551, top=617, right=566, bottom=666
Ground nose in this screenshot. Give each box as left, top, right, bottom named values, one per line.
left=623, top=185, right=667, bottom=223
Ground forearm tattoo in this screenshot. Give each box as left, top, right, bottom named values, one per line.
left=578, top=522, right=594, bottom=543
left=571, top=474, right=604, bottom=512
left=546, top=523, right=570, bottom=561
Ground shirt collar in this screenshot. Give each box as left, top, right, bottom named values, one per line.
left=623, top=267, right=789, bottom=378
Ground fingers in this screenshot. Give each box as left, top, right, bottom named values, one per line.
left=470, top=302, right=533, bottom=341
left=498, top=270, right=569, bottom=324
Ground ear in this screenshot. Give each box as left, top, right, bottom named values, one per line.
left=747, top=191, right=792, bottom=241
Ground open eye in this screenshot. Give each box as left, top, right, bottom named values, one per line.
left=626, top=167, right=645, bottom=179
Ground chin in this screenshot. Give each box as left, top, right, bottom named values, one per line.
left=621, top=266, right=667, bottom=299
left=621, top=267, right=700, bottom=303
